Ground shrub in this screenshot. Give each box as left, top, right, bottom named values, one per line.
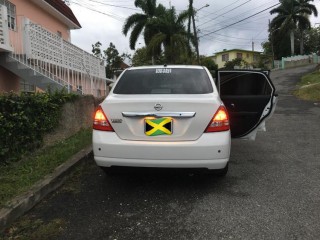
left=0, top=91, right=78, bottom=164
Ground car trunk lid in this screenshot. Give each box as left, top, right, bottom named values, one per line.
left=102, top=94, right=221, bottom=141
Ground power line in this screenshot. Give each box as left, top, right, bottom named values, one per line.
left=199, top=0, right=244, bottom=20
left=198, top=0, right=252, bottom=28
left=199, top=1, right=277, bottom=32
left=202, top=35, right=252, bottom=47
left=200, top=31, right=267, bottom=41
left=199, top=3, right=280, bottom=38
left=83, top=0, right=138, bottom=11
left=71, top=1, right=125, bottom=22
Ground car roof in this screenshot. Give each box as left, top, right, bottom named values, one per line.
left=126, top=65, right=205, bottom=71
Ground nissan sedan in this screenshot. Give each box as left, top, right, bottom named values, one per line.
left=92, top=65, right=277, bottom=176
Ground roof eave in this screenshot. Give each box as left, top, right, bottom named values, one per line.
left=30, top=0, right=81, bottom=29
left=214, top=49, right=262, bottom=55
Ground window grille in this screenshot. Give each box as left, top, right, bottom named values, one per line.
left=0, top=0, right=16, bottom=30
left=236, top=53, right=243, bottom=59
left=222, top=54, right=229, bottom=62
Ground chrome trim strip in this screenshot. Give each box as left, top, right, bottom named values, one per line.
left=122, top=112, right=196, bottom=118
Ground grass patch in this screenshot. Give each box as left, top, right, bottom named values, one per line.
left=0, top=128, right=92, bottom=207
left=0, top=217, right=66, bottom=240
left=294, top=71, right=320, bottom=101
left=298, top=71, right=320, bottom=86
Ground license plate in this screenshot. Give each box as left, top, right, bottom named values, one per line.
left=145, top=117, right=172, bottom=136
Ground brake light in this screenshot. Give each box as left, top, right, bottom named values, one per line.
left=205, top=106, right=230, bottom=132
left=93, top=106, right=114, bottom=131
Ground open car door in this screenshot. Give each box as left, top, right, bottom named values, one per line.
left=217, top=70, right=278, bottom=140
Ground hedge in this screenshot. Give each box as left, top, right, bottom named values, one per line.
left=0, top=91, right=78, bottom=164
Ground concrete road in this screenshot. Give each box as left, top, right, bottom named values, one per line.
left=14, top=65, right=320, bottom=240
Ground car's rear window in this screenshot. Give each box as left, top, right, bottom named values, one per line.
left=113, top=68, right=213, bottom=94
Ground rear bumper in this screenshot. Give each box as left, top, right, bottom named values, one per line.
left=93, top=130, right=231, bottom=170
left=94, top=157, right=229, bottom=169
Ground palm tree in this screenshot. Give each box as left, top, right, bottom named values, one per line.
left=146, top=7, right=194, bottom=64
left=122, top=0, right=166, bottom=50
left=270, top=0, right=318, bottom=56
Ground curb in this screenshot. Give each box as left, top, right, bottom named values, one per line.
left=0, top=146, right=93, bottom=232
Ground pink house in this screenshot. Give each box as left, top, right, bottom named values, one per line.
left=0, top=0, right=111, bottom=96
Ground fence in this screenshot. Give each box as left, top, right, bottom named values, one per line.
left=280, top=54, right=319, bottom=70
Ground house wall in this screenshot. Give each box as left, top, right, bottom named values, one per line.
left=10, top=0, right=70, bottom=42
left=215, top=51, right=257, bottom=68
left=1, top=0, right=72, bottom=93
left=0, top=66, right=19, bottom=92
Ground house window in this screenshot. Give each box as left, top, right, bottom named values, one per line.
left=0, top=0, right=16, bottom=30
left=236, top=53, right=243, bottom=59
left=246, top=53, right=250, bottom=58
left=253, top=54, right=259, bottom=62
left=57, top=31, right=62, bottom=37
left=222, top=53, right=229, bottom=62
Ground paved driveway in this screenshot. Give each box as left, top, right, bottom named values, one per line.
left=10, top=65, right=320, bottom=240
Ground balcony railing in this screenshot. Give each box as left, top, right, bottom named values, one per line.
left=4, top=13, right=112, bottom=96
left=23, top=18, right=106, bottom=79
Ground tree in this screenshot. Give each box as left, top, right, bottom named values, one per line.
left=146, top=7, right=193, bottom=64
left=270, top=0, right=318, bottom=56
left=263, top=30, right=296, bottom=59
left=91, top=42, right=130, bottom=78
left=122, top=0, right=166, bottom=50
left=132, top=47, right=165, bottom=66
left=188, top=0, right=199, bottom=63
left=303, top=26, right=320, bottom=54
left=200, top=56, right=217, bottom=76
left=297, top=0, right=318, bottom=54
left=132, top=47, right=152, bottom=66
left=200, top=56, right=217, bottom=70
left=104, top=43, right=124, bottom=78
left=92, top=41, right=103, bottom=59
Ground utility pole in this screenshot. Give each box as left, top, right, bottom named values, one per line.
left=190, top=1, right=209, bottom=64
left=187, top=1, right=192, bottom=55
left=269, top=20, right=275, bottom=69
left=191, top=7, right=200, bottom=64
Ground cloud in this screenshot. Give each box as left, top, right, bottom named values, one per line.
left=70, top=0, right=320, bottom=58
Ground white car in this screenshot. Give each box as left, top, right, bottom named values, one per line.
left=93, top=65, right=277, bottom=176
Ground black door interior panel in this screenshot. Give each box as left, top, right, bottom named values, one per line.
left=221, top=95, right=271, bottom=137
left=218, top=71, right=274, bottom=138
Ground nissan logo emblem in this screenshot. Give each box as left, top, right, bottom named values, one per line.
left=154, top=103, right=163, bottom=111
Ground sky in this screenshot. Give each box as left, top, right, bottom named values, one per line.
left=69, top=0, right=320, bottom=58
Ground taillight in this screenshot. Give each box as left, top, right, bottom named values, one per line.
left=93, top=106, right=114, bottom=131
left=205, top=105, right=230, bottom=132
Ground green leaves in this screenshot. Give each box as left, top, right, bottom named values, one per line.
left=269, top=0, right=318, bottom=56
left=0, top=91, right=78, bottom=164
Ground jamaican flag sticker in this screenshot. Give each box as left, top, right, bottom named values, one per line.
left=145, top=117, right=172, bottom=136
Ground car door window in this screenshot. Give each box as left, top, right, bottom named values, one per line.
left=220, top=72, right=272, bottom=96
